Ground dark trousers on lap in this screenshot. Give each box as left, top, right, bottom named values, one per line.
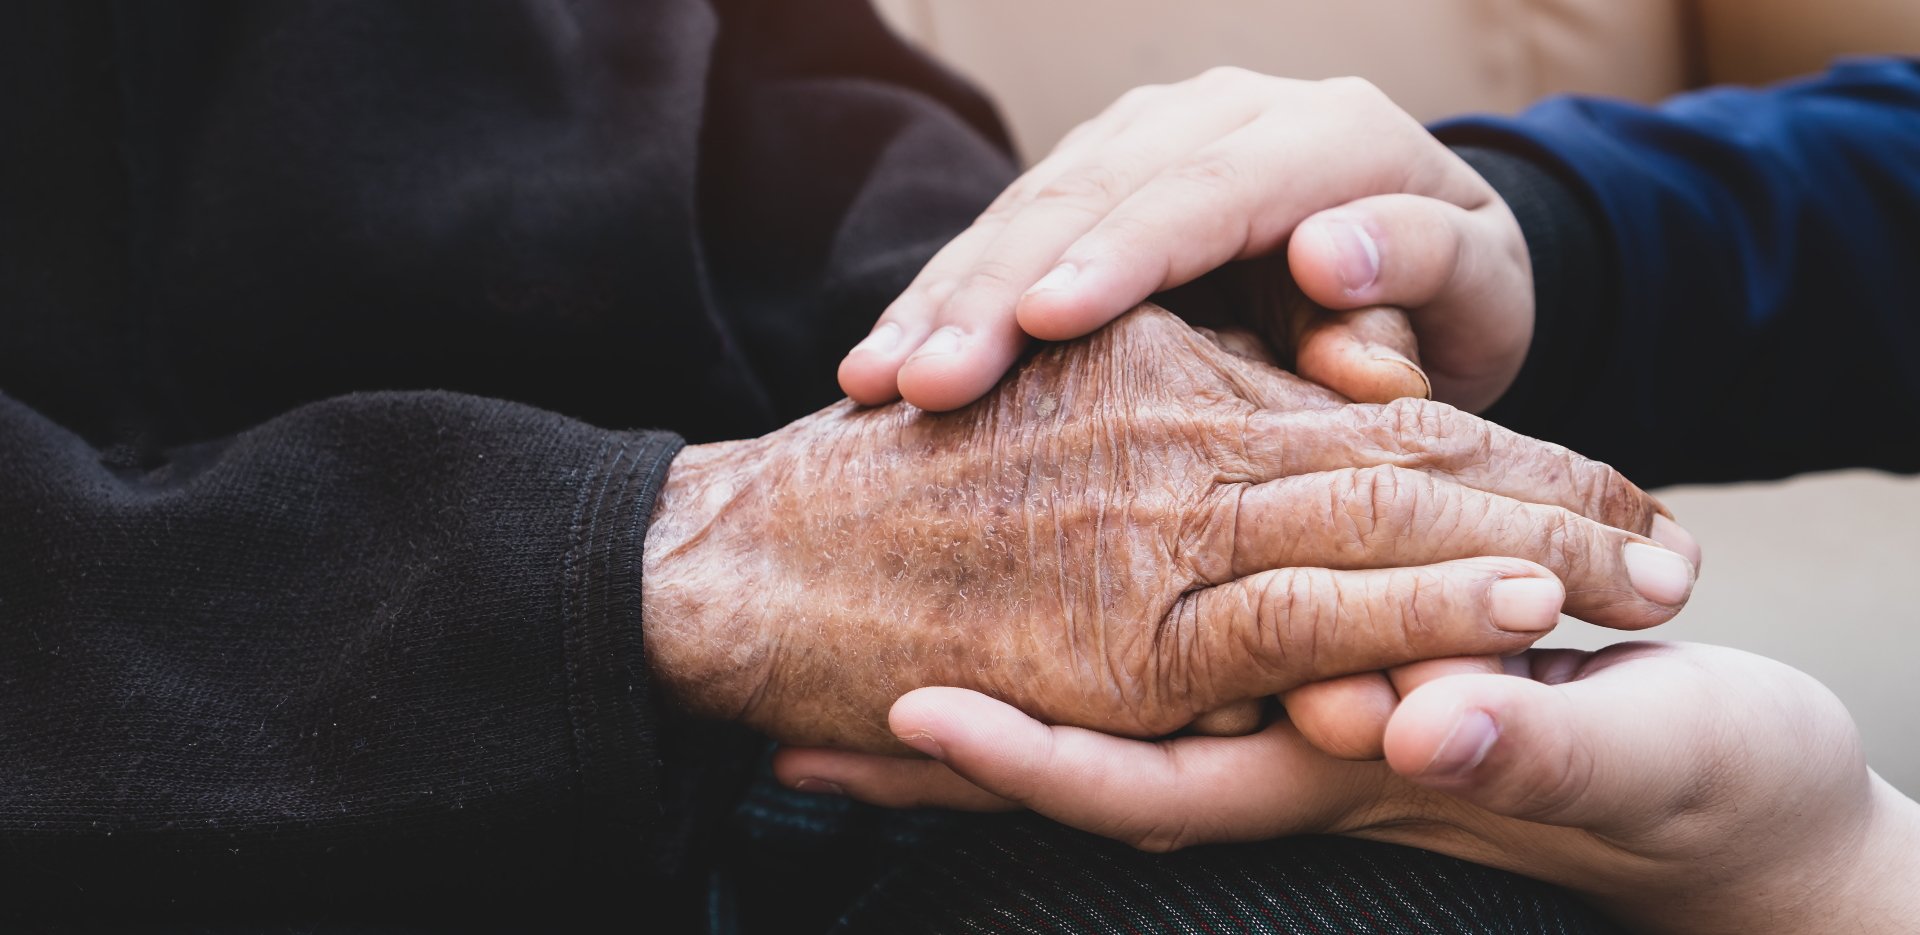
left=726, top=766, right=1623, bottom=935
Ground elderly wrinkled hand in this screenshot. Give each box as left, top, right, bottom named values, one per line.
left=644, top=306, right=1692, bottom=751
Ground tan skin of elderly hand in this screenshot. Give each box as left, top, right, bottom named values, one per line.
left=828, top=69, right=1705, bottom=747
left=776, top=643, right=1920, bottom=935
left=644, top=306, right=1693, bottom=751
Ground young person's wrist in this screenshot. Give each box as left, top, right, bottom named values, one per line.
left=1699, top=772, right=1920, bottom=935
left=1821, top=775, right=1920, bottom=934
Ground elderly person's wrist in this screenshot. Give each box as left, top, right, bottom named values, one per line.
left=641, top=438, right=775, bottom=723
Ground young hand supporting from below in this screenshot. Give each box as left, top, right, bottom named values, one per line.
left=776, top=642, right=1920, bottom=935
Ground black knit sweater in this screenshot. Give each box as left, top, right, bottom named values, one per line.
left=0, top=0, right=1013, bottom=924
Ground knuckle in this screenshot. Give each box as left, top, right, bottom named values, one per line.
left=1034, top=163, right=1134, bottom=211
left=1380, top=397, right=1466, bottom=450
left=1391, top=567, right=1442, bottom=645
left=1260, top=568, right=1337, bottom=669
left=1111, top=82, right=1168, bottom=114
left=883, top=278, right=952, bottom=322
left=1156, top=593, right=1208, bottom=704
left=1530, top=508, right=1583, bottom=574
left=1194, top=64, right=1258, bottom=87
left=980, top=182, right=1036, bottom=221
left=1563, top=451, right=1617, bottom=517
left=1092, top=212, right=1161, bottom=253
left=1323, top=75, right=1386, bottom=105
left=1589, top=460, right=1652, bottom=533
left=909, top=276, right=954, bottom=302
left=958, top=257, right=1022, bottom=295
left=1339, top=464, right=1425, bottom=545
left=1168, top=152, right=1246, bottom=193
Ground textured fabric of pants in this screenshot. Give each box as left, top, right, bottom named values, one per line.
left=831, top=815, right=1626, bottom=935
left=724, top=761, right=1625, bottom=935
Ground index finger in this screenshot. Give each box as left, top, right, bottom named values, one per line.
left=1020, top=98, right=1492, bottom=341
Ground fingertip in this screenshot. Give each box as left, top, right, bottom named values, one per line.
left=1189, top=700, right=1265, bottom=737
left=1650, top=514, right=1703, bottom=569
left=837, top=352, right=904, bottom=406
left=839, top=321, right=918, bottom=404
left=886, top=685, right=965, bottom=734
left=773, top=736, right=1021, bottom=812
left=887, top=687, right=1024, bottom=751
left=1289, top=212, right=1380, bottom=309
left=1367, top=349, right=1432, bottom=400
left=1487, top=576, right=1565, bottom=634
left=1622, top=542, right=1698, bottom=610
left=1292, top=309, right=1428, bottom=404
left=1381, top=679, right=1481, bottom=781
left=1384, top=675, right=1537, bottom=787
left=1281, top=675, right=1395, bottom=761
left=1015, top=286, right=1106, bottom=342
left=770, top=745, right=847, bottom=793
left=894, top=326, right=1026, bottom=412
left=1016, top=258, right=1156, bottom=342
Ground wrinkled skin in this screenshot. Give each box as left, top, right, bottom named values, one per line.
left=644, top=306, right=1684, bottom=751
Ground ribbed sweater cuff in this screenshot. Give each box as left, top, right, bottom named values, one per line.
left=565, top=431, right=684, bottom=872
left=1443, top=142, right=1616, bottom=437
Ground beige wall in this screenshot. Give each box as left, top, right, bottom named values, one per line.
left=1695, top=0, right=1920, bottom=84
left=874, top=0, right=1691, bottom=161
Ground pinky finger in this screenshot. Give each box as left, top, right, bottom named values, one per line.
left=771, top=745, right=1017, bottom=812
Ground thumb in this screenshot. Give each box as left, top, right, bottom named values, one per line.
left=1290, top=304, right=1430, bottom=404
left=1288, top=195, right=1532, bottom=412
left=1381, top=655, right=1697, bottom=830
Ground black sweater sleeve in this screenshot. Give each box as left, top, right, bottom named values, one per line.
left=0, top=390, right=681, bottom=915
left=1450, top=145, right=1614, bottom=446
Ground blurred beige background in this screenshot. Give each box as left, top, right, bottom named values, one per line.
left=875, top=0, right=1920, bottom=793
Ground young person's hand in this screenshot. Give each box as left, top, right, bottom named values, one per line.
left=776, top=642, right=1920, bottom=935
left=838, top=68, right=1533, bottom=414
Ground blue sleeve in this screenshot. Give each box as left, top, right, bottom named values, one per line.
left=1434, top=58, right=1920, bottom=487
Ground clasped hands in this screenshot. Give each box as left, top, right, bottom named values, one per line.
left=644, top=303, right=1692, bottom=752
left=634, top=66, right=1920, bottom=935
left=736, top=69, right=1918, bottom=935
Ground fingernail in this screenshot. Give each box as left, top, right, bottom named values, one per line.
left=899, top=730, right=945, bottom=761
left=1026, top=263, right=1078, bottom=296
left=1488, top=577, right=1563, bottom=632
left=792, top=778, right=846, bottom=796
left=1422, top=708, right=1498, bottom=779
left=1369, top=348, right=1432, bottom=399
left=1321, top=219, right=1380, bottom=295
left=912, top=327, right=963, bottom=359
left=852, top=322, right=902, bottom=355
left=1623, top=543, right=1696, bottom=606
left=1649, top=515, right=1702, bottom=569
